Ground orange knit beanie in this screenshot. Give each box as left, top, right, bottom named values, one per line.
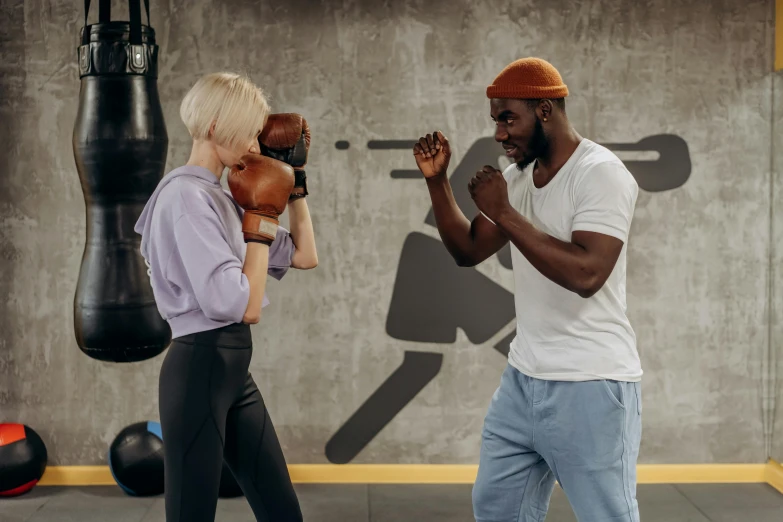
left=486, top=58, right=569, bottom=99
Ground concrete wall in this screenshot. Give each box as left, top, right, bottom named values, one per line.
left=1, top=0, right=781, bottom=466
left=773, top=69, right=783, bottom=465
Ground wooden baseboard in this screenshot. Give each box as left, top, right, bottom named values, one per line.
left=37, top=463, right=773, bottom=486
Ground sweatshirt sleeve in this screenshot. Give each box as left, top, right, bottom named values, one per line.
left=173, top=212, right=250, bottom=323
left=268, top=226, right=295, bottom=281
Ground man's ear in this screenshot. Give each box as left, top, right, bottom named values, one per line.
left=538, top=99, right=553, bottom=122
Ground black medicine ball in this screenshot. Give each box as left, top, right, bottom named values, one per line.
left=108, top=421, right=164, bottom=496
left=0, top=423, right=48, bottom=497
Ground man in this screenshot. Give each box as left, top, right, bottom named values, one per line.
left=413, top=57, right=642, bottom=522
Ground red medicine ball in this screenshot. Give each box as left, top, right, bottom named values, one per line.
left=0, top=423, right=48, bottom=497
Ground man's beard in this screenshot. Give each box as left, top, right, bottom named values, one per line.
left=516, top=117, right=550, bottom=170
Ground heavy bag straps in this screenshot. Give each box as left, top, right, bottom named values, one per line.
left=99, top=0, right=111, bottom=22
left=82, top=0, right=152, bottom=45
left=128, top=0, right=142, bottom=44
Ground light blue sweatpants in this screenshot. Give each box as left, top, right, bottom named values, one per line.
left=472, top=363, right=642, bottom=522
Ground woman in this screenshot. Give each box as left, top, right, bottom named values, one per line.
left=134, top=72, right=317, bottom=521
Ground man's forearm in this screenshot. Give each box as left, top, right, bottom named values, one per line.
left=495, top=209, right=596, bottom=296
left=426, top=175, right=476, bottom=264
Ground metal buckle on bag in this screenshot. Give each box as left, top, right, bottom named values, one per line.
left=129, top=44, right=146, bottom=73
left=78, top=45, right=90, bottom=76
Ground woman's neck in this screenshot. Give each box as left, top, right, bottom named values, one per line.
left=186, top=140, right=224, bottom=180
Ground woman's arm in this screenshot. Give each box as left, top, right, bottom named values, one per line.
left=172, top=212, right=260, bottom=325
left=287, top=198, right=318, bottom=269
left=240, top=242, right=269, bottom=323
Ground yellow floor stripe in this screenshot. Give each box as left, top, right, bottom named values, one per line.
left=37, top=464, right=774, bottom=486
left=38, top=466, right=116, bottom=486
left=766, top=459, right=783, bottom=494
left=637, top=464, right=767, bottom=484
left=289, top=465, right=478, bottom=484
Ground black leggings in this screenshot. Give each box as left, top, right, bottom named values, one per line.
left=158, top=323, right=302, bottom=522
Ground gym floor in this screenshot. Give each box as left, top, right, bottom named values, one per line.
left=1, top=483, right=781, bottom=521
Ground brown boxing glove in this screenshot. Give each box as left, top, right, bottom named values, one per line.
left=228, top=154, right=295, bottom=244
left=259, top=113, right=310, bottom=199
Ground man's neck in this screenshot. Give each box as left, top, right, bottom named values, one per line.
left=532, top=126, right=583, bottom=188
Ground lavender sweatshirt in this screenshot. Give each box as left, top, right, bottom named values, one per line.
left=134, top=165, right=295, bottom=338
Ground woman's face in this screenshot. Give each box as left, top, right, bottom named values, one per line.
left=216, top=132, right=262, bottom=168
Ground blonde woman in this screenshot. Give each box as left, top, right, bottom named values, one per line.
left=134, top=72, right=317, bottom=521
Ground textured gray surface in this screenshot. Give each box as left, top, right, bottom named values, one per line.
left=772, top=43, right=783, bottom=465
left=0, top=484, right=781, bottom=522
left=0, top=0, right=781, bottom=466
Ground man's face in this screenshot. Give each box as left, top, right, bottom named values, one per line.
left=490, top=98, right=549, bottom=170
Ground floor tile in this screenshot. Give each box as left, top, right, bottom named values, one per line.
left=137, top=485, right=371, bottom=522
left=675, top=484, right=783, bottom=522
left=544, top=484, right=712, bottom=522
left=26, top=486, right=154, bottom=522
left=706, top=507, right=783, bottom=522
left=675, top=483, right=783, bottom=510
left=27, top=503, right=149, bottom=521
left=2, top=483, right=780, bottom=522
left=296, top=484, right=369, bottom=522
left=0, top=485, right=52, bottom=522
left=213, top=497, right=259, bottom=521
left=636, top=484, right=711, bottom=522
left=369, top=484, right=474, bottom=522
left=138, top=498, right=165, bottom=522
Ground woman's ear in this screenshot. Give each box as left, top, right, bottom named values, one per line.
left=208, top=121, right=217, bottom=139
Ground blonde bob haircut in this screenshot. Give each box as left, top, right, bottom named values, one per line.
left=180, top=72, right=270, bottom=149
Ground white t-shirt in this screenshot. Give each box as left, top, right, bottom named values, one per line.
left=501, top=138, right=642, bottom=382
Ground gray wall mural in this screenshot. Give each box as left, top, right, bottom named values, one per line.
left=325, top=133, right=692, bottom=463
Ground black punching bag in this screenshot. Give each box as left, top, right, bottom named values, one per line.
left=72, top=0, right=171, bottom=363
